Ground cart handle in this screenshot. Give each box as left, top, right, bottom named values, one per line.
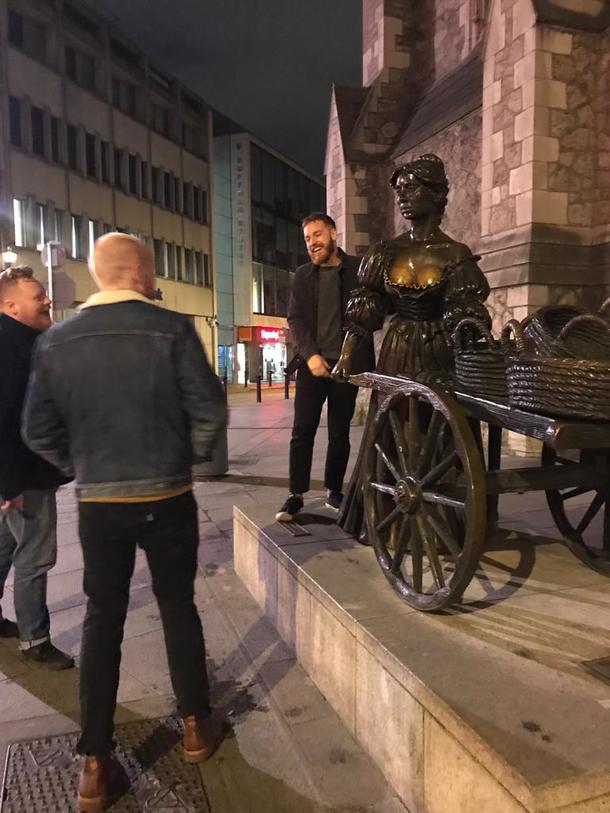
left=452, top=317, right=497, bottom=351
left=557, top=312, right=609, bottom=341
left=599, top=298, right=610, bottom=320
left=501, top=319, right=526, bottom=355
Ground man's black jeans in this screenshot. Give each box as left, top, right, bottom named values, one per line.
left=77, top=491, right=210, bottom=755
left=289, top=363, right=358, bottom=495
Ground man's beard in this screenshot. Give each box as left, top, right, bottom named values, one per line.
left=308, top=239, right=335, bottom=265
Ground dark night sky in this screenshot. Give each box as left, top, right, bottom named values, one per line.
left=96, top=0, right=363, bottom=177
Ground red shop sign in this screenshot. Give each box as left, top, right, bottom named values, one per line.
left=256, top=327, right=284, bottom=343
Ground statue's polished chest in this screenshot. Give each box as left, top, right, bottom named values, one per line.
left=386, top=244, right=454, bottom=290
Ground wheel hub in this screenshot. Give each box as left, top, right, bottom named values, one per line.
left=394, top=476, right=422, bottom=514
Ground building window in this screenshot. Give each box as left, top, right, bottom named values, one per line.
left=194, top=251, right=203, bottom=286
left=51, top=117, right=61, bottom=163
left=167, top=243, right=176, bottom=279
left=13, top=199, right=25, bottom=248
left=141, top=162, right=149, bottom=199
left=153, top=238, right=164, bottom=275
left=184, top=248, right=193, bottom=283
left=163, top=172, right=172, bottom=209
left=101, top=142, right=110, bottom=183
left=174, top=178, right=182, bottom=214
left=175, top=246, right=183, bottom=281
left=153, top=168, right=163, bottom=206
left=71, top=214, right=83, bottom=258
left=67, top=125, right=78, bottom=170
left=65, top=46, right=96, bottom=92
left=37, top=203, right=47, bottom=249
left=193, top=187, right=207, bottom=224
left=152, top=104, right=170, bottom=138
left=8, top=10, right=46, bottom=62
left=31, top=106, right=45, bottom=157
left=9, top=97, right=21, bottom=147
left=203, top=253, right=211, bottom=287
left=53, top=210, right=64, bottom=242
left=114, top=148, right=123, bottom=189
left=88, top=219, right=98, bottom=258
left=182, top=123, right=203, bottom=156
left=112, top=77, right=137, bottom=118
left=85, top=133, right=96, bottom=178
left=128, top=154, right=137, bottom=194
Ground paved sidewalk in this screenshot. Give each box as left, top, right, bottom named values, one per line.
left=0, top=398, right=405, bottom=812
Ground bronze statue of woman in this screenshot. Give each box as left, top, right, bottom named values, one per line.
left=332, top=154, right=491, bottom=538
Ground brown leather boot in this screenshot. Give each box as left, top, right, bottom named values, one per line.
left=182, top=714, right=226, bottom=763
left=77, top=755, right=119, bottom=812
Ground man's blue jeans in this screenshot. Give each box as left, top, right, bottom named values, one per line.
left=0, top=489, right=57, bottom=647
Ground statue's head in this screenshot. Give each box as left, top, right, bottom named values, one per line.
left=390, top=154, right=449, bottom=221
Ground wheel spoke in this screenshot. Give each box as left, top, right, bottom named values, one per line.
left=371, top=482, right=396, bottom=497
left=560, top=486, right=593, bottom=502
left=416, top=513, right=445, bottom=589
left=423, top=506, right=462, bottom=559
left=407, top=397, right=420, bottom=471
left=420, top=450, right=459, bottom=489
left=576, top=492, right=605, bottom=535
left=411, top=519, right=423, bottom=592
left=388, top=410, right=408, bottom=476
left=416, top=409, right=444, bottom=478
left=391, top=515, right=411, bottom=574
left=375, top=442, right=401, bottom=481
left=376, top=505, right=402, bottom=534
left=422, top=490, right=465, bottom=511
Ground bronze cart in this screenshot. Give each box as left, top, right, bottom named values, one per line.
left=350, top=371, right=610, bottom=612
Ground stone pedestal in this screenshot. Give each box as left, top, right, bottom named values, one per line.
left=234, top=502, right=610, bottom=813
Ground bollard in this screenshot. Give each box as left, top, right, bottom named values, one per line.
left=244, top=368, right=249, bottom=388
left=256, top=375, right=262, bottom=403
left=284, top=373, right=290, bottom=399
left=267, top=368, right=273, bottom=387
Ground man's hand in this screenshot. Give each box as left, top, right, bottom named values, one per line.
left=1, top=495, right=24, bottom=513
left=307, top=354, right=331, bottom=378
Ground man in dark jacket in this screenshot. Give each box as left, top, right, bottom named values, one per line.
left=276, top=213, right=374, bottom=522
left=0, top=266, right=73, bottom=668
left=23, top=234, right=227, bottom=812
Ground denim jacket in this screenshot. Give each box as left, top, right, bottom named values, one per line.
left=22, top=292, right=226, bottom=499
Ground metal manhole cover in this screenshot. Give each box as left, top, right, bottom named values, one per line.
left=1, top=716, right=210, bottom=812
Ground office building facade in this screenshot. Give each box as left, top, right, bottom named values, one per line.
left=213, top=126, right=325, bottom=382
left=0, top=0, right=216, bottom=356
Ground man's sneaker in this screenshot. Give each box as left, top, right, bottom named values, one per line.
left=21, top=640, right=75, bottom=670
left=275, top=494, right=304, bottom=522
left=325, top=491, right=343, bottom=510
left=0, top=617, right=18, bottom=638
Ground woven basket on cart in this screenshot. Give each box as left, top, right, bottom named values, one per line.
left=522, top=304, right=610, bottom=359
left=452, top=317, right=507, bottom=399
left=502, top=319, right=610, bottom=420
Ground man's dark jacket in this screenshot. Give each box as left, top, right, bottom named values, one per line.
left=0, top=313, right=69, bottom=500
left=286, top=249, right=375, bottom=374
left=22, top=298, right=226, bottom=500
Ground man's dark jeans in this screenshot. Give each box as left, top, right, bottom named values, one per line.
left=77, top=491, right=210, bottom=755
left=289, top=363, right=358, bottom=495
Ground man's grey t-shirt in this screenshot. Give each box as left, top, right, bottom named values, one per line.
left=316, top=265, right=343, bottom=360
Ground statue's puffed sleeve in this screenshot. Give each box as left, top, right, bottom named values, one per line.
left=443, top=254, right=491, bottom=337
left=332, top=242, right=393, bottom=381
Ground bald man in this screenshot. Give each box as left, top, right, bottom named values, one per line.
left=23, top=234, right=227, bottom=812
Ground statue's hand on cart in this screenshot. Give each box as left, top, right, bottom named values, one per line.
left=331, top=355, right=352, bottom=383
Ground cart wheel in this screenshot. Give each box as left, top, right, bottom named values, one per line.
left=541, top=445, right=610, bottom=575
left=363, top=380, right=487, bottom=611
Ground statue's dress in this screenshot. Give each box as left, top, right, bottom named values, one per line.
left=338, top=238, right=490, bottom=538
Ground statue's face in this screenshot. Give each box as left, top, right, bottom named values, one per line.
left=393, top=171, right=438, bottom=220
